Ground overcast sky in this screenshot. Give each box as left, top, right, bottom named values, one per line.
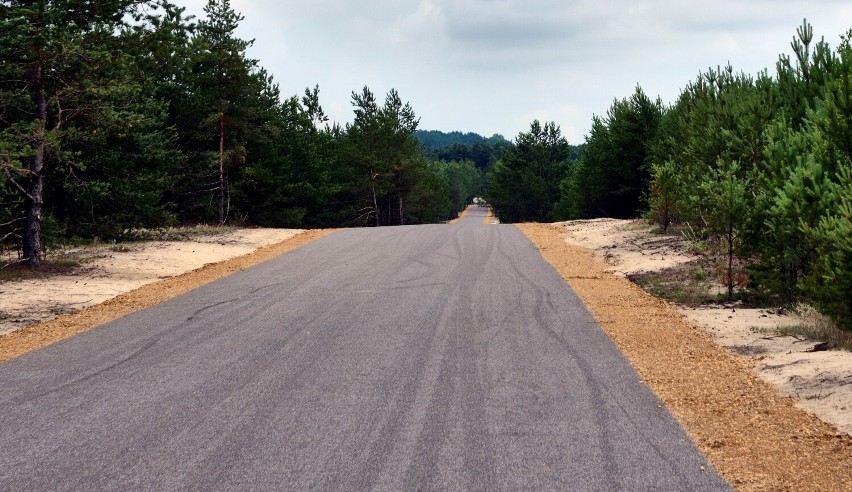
left=173, top=0, right=852, bottom=144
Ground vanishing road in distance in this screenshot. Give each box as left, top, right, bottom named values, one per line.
left=0, top=206, right=730, bottom=490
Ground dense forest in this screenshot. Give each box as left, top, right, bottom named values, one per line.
left=486, top=20, right=851, bottom=330
left=0, top=0, right=484, bottom=267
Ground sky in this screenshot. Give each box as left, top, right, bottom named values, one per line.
left=173, top=0, right=852, bottom=144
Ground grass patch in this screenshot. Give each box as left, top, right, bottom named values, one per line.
left=750, top=304, right=852, bottom=351
left=628, top=260, right=727, bottom=306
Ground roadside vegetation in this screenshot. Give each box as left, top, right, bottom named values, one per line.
left=486, top=20, right=852, bottom=332
left=751, top=304, right=852, bottom=352
left=0, top=0, right=484, bottom=269
left=0, top=257, right=80, bottom=282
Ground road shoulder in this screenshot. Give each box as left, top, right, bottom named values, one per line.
left=518, top=222, right=852, bottom=492
left=0, top=229, right=335, bottom=363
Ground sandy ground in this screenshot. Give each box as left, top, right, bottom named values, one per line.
left=555, top=218, right=852, bottom=437
left=0, top=229, right=338, bottom=362
left=557, top=218, right=696, bottom=275
left=520, top=222, right=852, bottom=491
left=0, top=229, right=302, bottom=336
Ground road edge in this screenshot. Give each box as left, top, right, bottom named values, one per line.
left=517, top=222, right=852, bottom=492
left=0, top=229, right=337, bottom=363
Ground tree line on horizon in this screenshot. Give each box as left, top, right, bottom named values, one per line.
left=0, top=0, right=485, bottom=268
left=485, top=20, right=851, bottom=330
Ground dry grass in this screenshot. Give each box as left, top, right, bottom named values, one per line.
left=754, top=304, right=852, bottom=352
left=0, top=257, right=82, bottom=282
left=122, top=224, right=239, bottom=242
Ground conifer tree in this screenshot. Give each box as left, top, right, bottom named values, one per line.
left=180, top=0, right=260, bottom=224
left=700, top=159, right=750, bottom=300
left=487, top=120, right=570, bottom=223
left=0, top=0, right=157, bottom=266
left=343, top=87, right=420, bottom=226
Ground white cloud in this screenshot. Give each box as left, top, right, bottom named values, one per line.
left=173, top=0, right=852, bottom=142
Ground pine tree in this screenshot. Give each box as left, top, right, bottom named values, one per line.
left=487, top=120, right=570, bottom=223
left=0, top=0, right=156, bottom=266
left=557, top=87, right=662, bottom=219
left=179, top=0, right=260, bottom=224
left=699, top=159, right=750, bottom=300
left=343, top=87, right=420, bottom=226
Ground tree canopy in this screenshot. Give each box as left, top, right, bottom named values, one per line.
left=0, top=0, right=485, bottom=266
left=486, top=120, right=573, bottom=223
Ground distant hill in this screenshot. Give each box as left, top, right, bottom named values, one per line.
left=415, top=130, right=584, bottom=171
left=415, top=130, right=513, bottom=170
left=414, top=130, right=510, bottom=152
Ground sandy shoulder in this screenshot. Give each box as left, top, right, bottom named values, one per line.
left=556, top=218, right=852, bottom=437
left=520, top=222, right=852, bottom=491
left=0, top=228, right=302, bottom=336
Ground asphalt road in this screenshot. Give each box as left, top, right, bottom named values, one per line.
left=0, top=207, right=730, bottom=490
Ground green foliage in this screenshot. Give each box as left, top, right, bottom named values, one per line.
left=802, top=164, right=852, bottom=329
left=640, top=19, right=852, bottom=328
left=174, top=0, right=266, bottom=225
left=486, top=120, right=571, bottom=223
left=404, top=160, right=452, bottom=224
left=643, top=160, right=682, bottom=231
left=0, top=0, right=175, bottom=262
left=556, top=86, right=663, bottom=219
left=698, top=159, right=750, bottom=300
left=415, top=130, right=502, bottom=150
left=415, top=130, right=514, bottom=171
left=445, top=159, right=483, bottom=217
left=342, top=87, right=422, bottom=226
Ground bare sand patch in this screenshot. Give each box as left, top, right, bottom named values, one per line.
left=520, top=222, right=852, bottom=491
left=686, top=305, right=852, bottom=436
left=555, top=218, right=696, bottom=276
left=0, top=229, right=335, bottom=362
left=0, top=229, right=302, bottom=334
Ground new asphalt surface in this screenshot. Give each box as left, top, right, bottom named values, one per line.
left=0, top=207, right=730, bottom=490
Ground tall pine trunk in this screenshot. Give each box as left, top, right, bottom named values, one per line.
left=218, top=114, right=225, bottom=225
left=369, top=167, right=380, bottom=227
left=23, top=61, right=46, bottom=268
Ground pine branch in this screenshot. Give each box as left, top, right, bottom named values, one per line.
left=0, top=216, right=24, bottom=228
left=2, top=168, right=35, bottom=202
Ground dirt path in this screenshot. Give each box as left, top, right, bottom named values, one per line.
left=519, top=223, right=852, bottom=492
left=0, top=229, right=335, bottom=363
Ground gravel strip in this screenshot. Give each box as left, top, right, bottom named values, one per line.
left=518, top=222, right=852, bottom=492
